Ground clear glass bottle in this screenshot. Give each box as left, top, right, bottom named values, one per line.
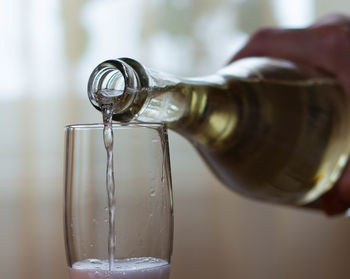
left=88, top=57, right=350, bottom=207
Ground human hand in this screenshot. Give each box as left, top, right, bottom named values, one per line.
left=231, top=14, right=350, bottom=215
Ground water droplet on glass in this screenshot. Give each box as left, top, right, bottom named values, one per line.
left=149, top=188, right=156, bottom=197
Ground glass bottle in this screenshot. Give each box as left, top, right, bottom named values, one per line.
left=87, top=57, right=350, bottom=207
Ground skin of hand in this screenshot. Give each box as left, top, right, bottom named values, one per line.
left=230, top=14, right=350, bottom=215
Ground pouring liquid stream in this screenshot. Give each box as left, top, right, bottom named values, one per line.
left=102, top=105, right=116, bottom=271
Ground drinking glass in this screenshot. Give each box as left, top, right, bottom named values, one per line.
left=64, top=123, right=173, bottom=279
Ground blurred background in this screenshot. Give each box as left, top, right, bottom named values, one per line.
left=1, top=0, right=350, bottom=278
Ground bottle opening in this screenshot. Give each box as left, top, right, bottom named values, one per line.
left=88, top=58, right=148, bottom=121
left=94, top=67, right=125, bottom=106
left=98, top=68, right=125, bottom=97
left=88, top=62, right=127, bottom=110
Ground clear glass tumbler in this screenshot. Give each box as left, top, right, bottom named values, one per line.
left=64, top=123, right=173, bottom=279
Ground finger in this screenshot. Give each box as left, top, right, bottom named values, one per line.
left=231, top=27, right=350, bottom=89
left=310, top=13, right=350, bottom=28
left=321, top=160, right=350, bottom=215
left=231, top=28, right=315, bottom=63
left=321, top=186, right=349, bottom=216
left=333, top=158, right=350, bottom=204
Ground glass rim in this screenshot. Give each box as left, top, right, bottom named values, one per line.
left=65, top=122, right=165, bottom=130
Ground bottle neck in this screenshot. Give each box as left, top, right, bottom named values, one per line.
left=88, top=58, right=187, bottom=121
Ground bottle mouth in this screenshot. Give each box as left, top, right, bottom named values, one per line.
left=88, top=59, right=134, bottom=112
left=88, top=58, right=149, bottom=121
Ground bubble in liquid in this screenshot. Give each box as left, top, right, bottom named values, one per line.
left=72, top=257, right=170, bottom=278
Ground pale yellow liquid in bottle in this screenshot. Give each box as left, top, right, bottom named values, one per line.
left=126, top=78, right=350, bottom=205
